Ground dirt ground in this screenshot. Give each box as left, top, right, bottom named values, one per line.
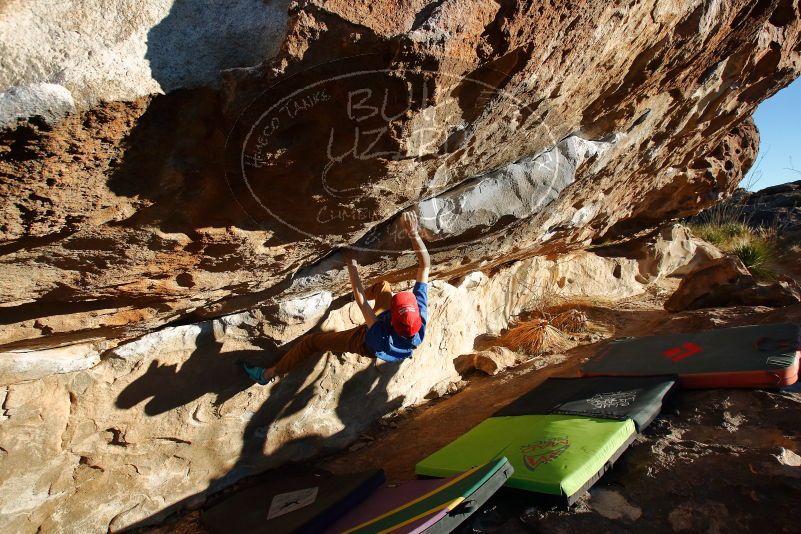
left=143, top=280, right=801, bottom=533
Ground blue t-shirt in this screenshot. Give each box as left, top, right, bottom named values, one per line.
left=365, top=282, right=428, bottom=362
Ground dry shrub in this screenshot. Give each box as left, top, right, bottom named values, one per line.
left=500, top=319, right=572, bottom=355
left=686, top=188, right=782, bottom=280
left=550, top=309, right=588, bottom=333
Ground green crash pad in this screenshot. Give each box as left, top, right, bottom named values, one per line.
left=415, top=415, right=635, bottom=504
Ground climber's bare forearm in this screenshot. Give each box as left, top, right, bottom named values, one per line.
left=409, top=233, right=430, bottom=283
left=400, top=211, right=430, bottom=283
left=347, top=262, right=377, bottom=326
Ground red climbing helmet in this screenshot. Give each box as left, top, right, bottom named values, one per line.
left=390, top=291, right=422, bottom=338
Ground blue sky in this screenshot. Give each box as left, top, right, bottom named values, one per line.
left=741, top=76, right=801, bottom=191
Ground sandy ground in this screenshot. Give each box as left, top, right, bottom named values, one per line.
left=143, top=280, right=801, bottom=533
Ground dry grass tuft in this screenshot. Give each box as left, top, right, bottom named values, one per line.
left=499, top=319, right=572, bottom=355
left=686, top=192, right=783, bottom=280
left=550, top=309, right=588, bottom=333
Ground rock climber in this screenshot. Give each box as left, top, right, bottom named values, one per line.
left=243, top=211, right=431, bottom=384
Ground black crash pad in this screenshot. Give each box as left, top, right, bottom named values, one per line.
left=202, top=468, right=384, bottom=534
left=495, top=375, right=677, bottom=431
left=581, top=323, right=800, bottom=389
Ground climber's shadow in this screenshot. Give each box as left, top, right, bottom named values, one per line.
left=120, top=349, right=406, bottom=530
left=115, top=324, right=280, bottom=416
left=217, top=355, right=406, bottom=487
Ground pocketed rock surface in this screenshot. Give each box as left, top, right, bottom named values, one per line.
left=2, top=0, right=799, bottom=351
left=1, top=0, right=801, bottom=531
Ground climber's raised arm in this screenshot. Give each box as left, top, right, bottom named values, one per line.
left=345, top=251, right=378, bottom=327
left=401, top=211, right=430, bottom=283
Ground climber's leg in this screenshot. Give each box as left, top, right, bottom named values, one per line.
left=275, top=325, right=370, bottom=375
left=366, top=280, right=393, bottom=316
left=244, top=325, right=370, bottom=384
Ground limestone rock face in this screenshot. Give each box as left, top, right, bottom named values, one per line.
left=708, top=179, right=801, bottom=232
left=2, top=0, right=798, bottom=353
left=666, top=256, right=801, bottom=311
left=665, top=255, right=754, bottom=311
left=454, top=346, right=520, bottom=376
left=0, top=228, right=710, bottom=531
left=0, top=0, right=290, bottom=124
left=592, top=223, right=724, bottom=283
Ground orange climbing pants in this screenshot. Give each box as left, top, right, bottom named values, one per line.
left=273, top=281, right=393, bottom=375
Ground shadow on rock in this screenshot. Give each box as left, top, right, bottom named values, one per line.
left=103, top=1, right=291, bottom=232
left=217, top=356, right=405, bottom=489
left=115, top=324, right=277, bottom=415
left=104, top=87, right=253, bottom=233
left=119, top=335, right=405, bottom=530
left=144, top=0, right=288, bottom=95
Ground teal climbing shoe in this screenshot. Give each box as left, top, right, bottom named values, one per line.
left=242, top=362, right=268, bottom=385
